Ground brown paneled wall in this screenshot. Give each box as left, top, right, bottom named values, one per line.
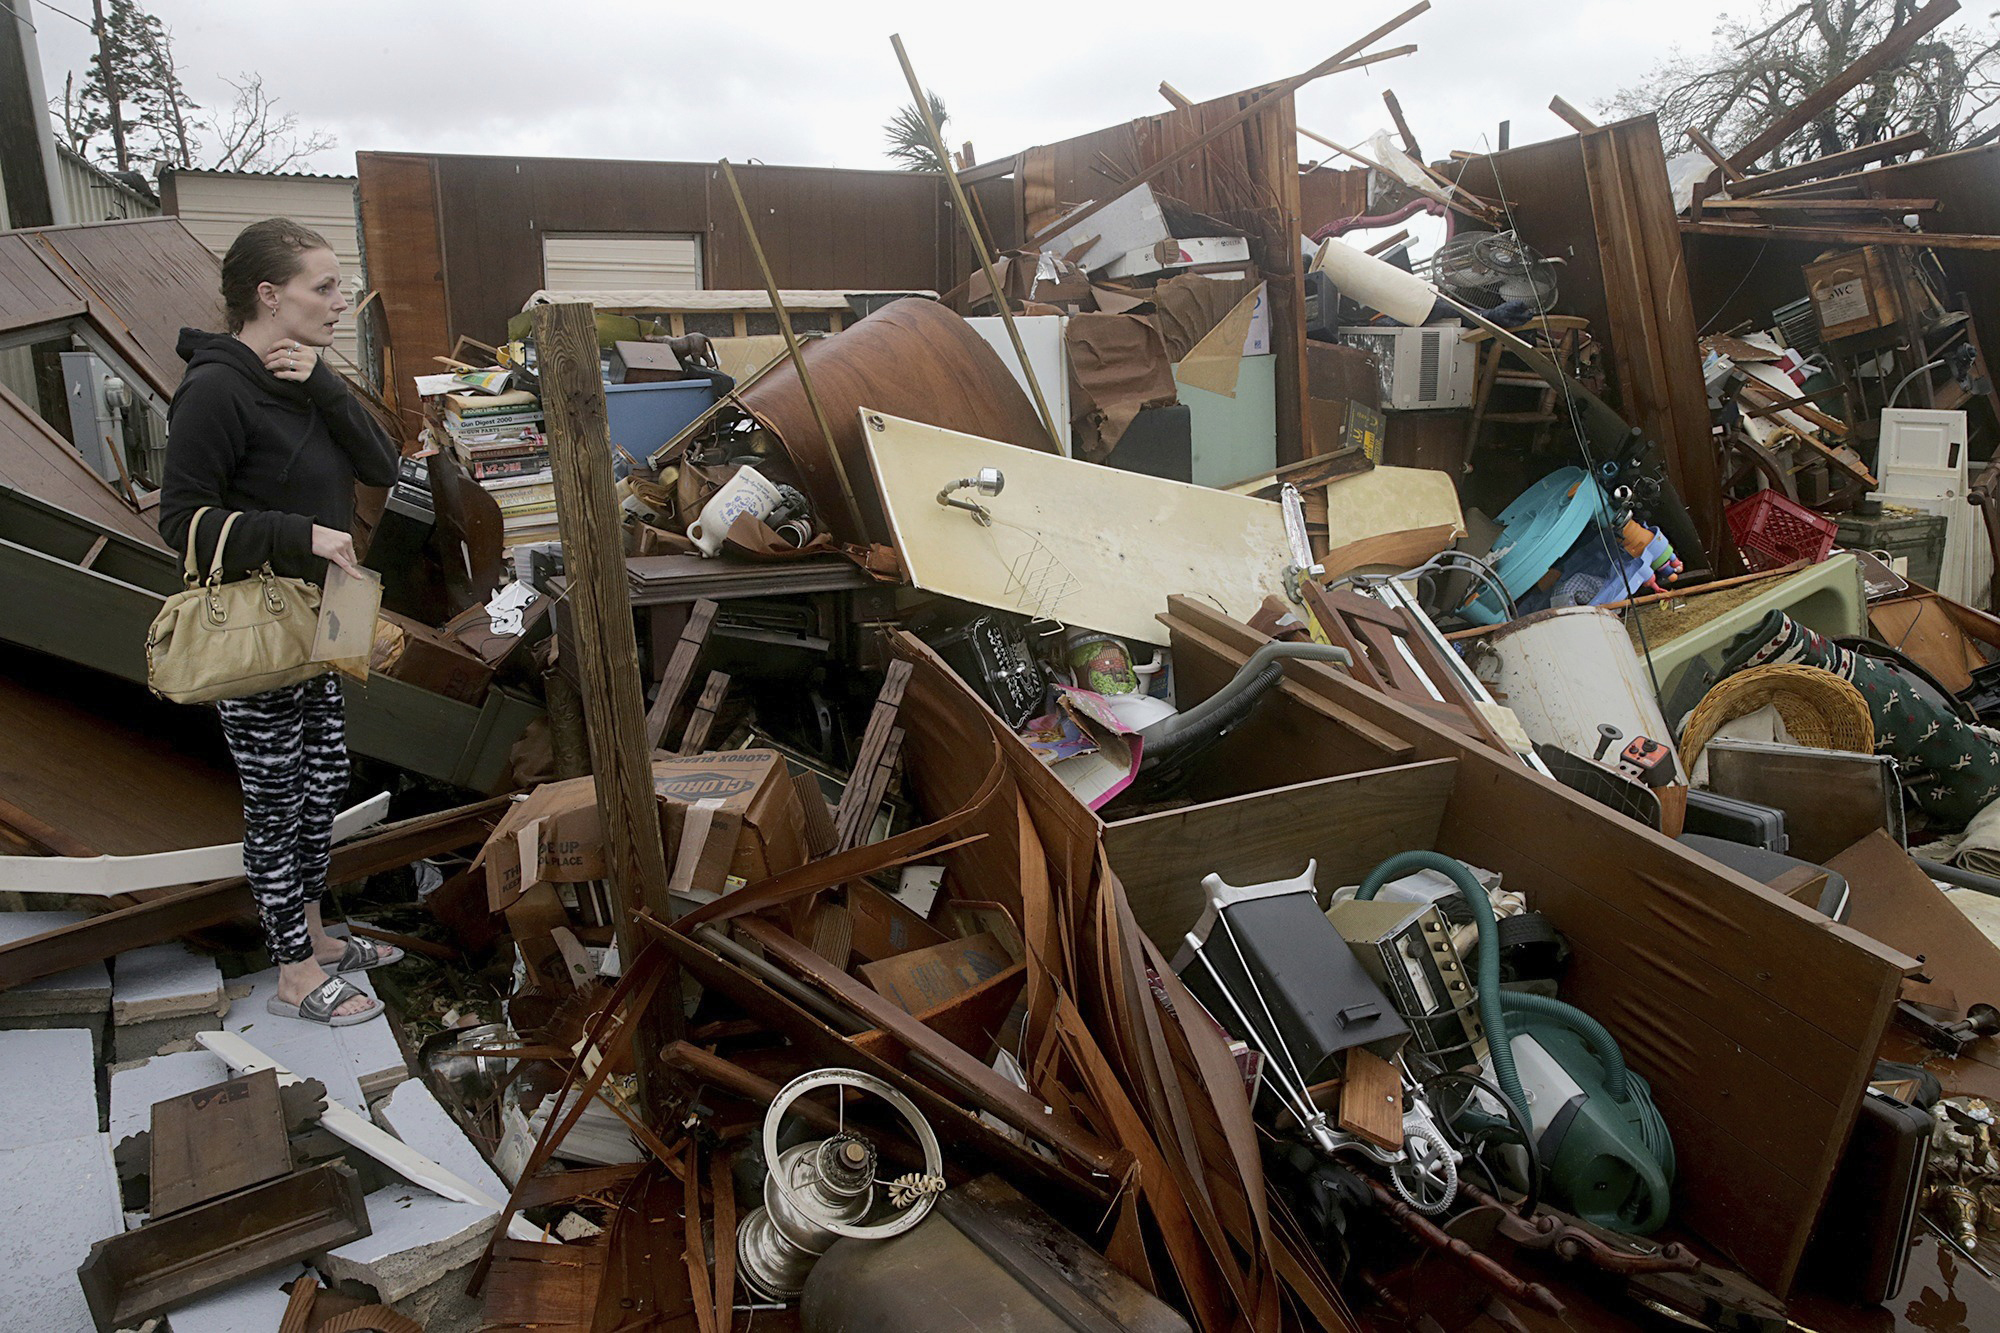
left=1448, top=118, right=1730, bottom=572
left=357, top=151, right=951, bottom=425
left=1007, top=86, right=1310, bottom=463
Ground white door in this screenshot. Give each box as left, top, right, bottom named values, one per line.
left=542, top=233, right=703, bottom=291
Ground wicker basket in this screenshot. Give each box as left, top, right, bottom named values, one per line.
left=1679, top=663, right=1875, bottom=769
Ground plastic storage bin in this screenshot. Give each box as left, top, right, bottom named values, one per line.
left=1834, top=506, right=1949, bottom=590
left=602, top=379, right=715, bottom=458
left=1726, top=490, right=1838, bottom=572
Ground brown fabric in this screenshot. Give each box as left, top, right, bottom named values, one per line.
left=1152, top=272, right=1258, bottom=362
left=736, top=298, right=1054, bottom=545
left=1065, top=313, right=1179, bottom=462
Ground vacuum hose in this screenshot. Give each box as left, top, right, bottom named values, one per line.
left=1357, top=852, right=1674, bottom=1186
left=1357, top=851, right=1528, bottom=1125
left=1137, top=642, right=1353, bottom=771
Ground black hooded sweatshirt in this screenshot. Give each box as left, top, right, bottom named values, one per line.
left=157, top=327, right=400, bottom=583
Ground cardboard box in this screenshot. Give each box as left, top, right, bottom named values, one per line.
left=477, top=750, right=810, bottom=910
left=1805, top=247, right=1902, bottom=341
left=373, top=611, right=495, bottom=704
left=654, top=750, right=810, bottom=903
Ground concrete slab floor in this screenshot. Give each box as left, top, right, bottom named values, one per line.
left=221, top=968, right=404, bottom=1113
left=0, top=1028, right=99, bottom=1149
left=317, top=1185, right=495, bottom=1306
left=372, top=1079, right=507, bottom=1201
left=0, top=911, right=110, bottom=1019
left=0, top=1132, right=122, bottom=1332
left=160, top=1262, right=308, bottom=1333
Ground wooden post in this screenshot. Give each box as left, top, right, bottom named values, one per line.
left=531, top=300, right=679, bottom=1094
left=890, top=34, right=1067, bottom=455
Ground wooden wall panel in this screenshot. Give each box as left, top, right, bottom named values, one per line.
left=1009, top=86, right=1310, bottom=464
left=1686, top=142, right=2000, bottom=392
left=1157, top=596, right=1908, bottom=1296
left=1105, top=759, right=1458, bottom=946
left=429, top=156, right=948, bottom=356
left=1580, top=118, right=1732, bottom=573
left=355, top=152, right=450, bottom=427
left=1298, top=164, right=1371, bottom=237
left=1450, top=118, right=1730, bottom=575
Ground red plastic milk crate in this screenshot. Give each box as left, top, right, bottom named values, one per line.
left=1726, top=490, right=1839, bottom=572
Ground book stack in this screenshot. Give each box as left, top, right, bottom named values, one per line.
left=443, top=390, right=557, bottom=546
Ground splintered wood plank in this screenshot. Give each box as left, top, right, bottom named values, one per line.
left=833, top=660, right=912, bottom=852
left=149, top=1068, right=292, bottom=1218
left=793, top=768, right=839, bottom=857
left=1337, top=1047, right=1403, bottom=1151
left=675, top=671, right=730, bottom=756
left=644, top=598, right=718, bottom=752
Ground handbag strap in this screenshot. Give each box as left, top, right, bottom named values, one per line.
left=182, top=506, right=212, bottom=586
left=183, top=508, right=246, bottom=587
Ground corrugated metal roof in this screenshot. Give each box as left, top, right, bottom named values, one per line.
left=55, top=146, right=160, bottom=219
left=160, top=167, right=357, bottom=184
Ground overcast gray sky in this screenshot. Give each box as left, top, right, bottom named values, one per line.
left=22, top=0, right=1770, bottom=177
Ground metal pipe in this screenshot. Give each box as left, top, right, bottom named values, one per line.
left=1916, top=856, right=2000, bottom=899
left=716, top=159, right=868, bottom=539
left=695, top=925, right=869, bottom=1035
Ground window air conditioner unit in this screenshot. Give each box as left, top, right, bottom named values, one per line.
left=1338, top=324, right=1478, bottom=411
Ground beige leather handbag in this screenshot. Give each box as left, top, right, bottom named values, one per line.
left=146, top=506, right=326, bottom=704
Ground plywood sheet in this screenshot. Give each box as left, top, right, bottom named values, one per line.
left=1105, top=759, right=1457, bottom=949
left=861, top=408, right=1290, bottom=645
left=1323, top=465, right=1464, bottom=549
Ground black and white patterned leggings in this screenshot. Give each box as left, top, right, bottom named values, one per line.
left=215, top=674, right=349, bottom=964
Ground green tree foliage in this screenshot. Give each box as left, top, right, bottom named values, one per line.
left=884, top=91, right=950, bottom=173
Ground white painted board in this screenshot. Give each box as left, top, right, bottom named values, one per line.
left=859, top=409, right=1291, bottom=645
left=1038, top=183, right=1171, bottom=272
left=965, top=315, right=1071, bottom=457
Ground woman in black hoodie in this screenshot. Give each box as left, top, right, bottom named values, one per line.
left=159, top=218, right=402, bottom=1026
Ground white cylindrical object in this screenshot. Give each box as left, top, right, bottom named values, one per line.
left=1311, top=238, right=1440, bottom=327
left=1477, top=606, right=1687, bottom=784
left=687, top=465, right=783, bottom=556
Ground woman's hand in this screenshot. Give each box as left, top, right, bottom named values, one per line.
left=264, top=339, right=317, bottom=383
left=310, top=524, right=363, bottom=577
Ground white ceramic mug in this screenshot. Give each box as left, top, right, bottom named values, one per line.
left=686, top=465, right=783, bottom=556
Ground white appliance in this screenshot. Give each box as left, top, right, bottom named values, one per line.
left=1103, top=236, right=1253, bottom=281
left=1337, top=324, right=1478, bottom=410
left=965, top=314, right=1071, bottom=456
left=1872, top=408, right=1990, bottom=607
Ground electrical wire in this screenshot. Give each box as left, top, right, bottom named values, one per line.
left=1423, top=1069, right=1542, bottom=1219
left=1475, top=132, right=1664, bottom=699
